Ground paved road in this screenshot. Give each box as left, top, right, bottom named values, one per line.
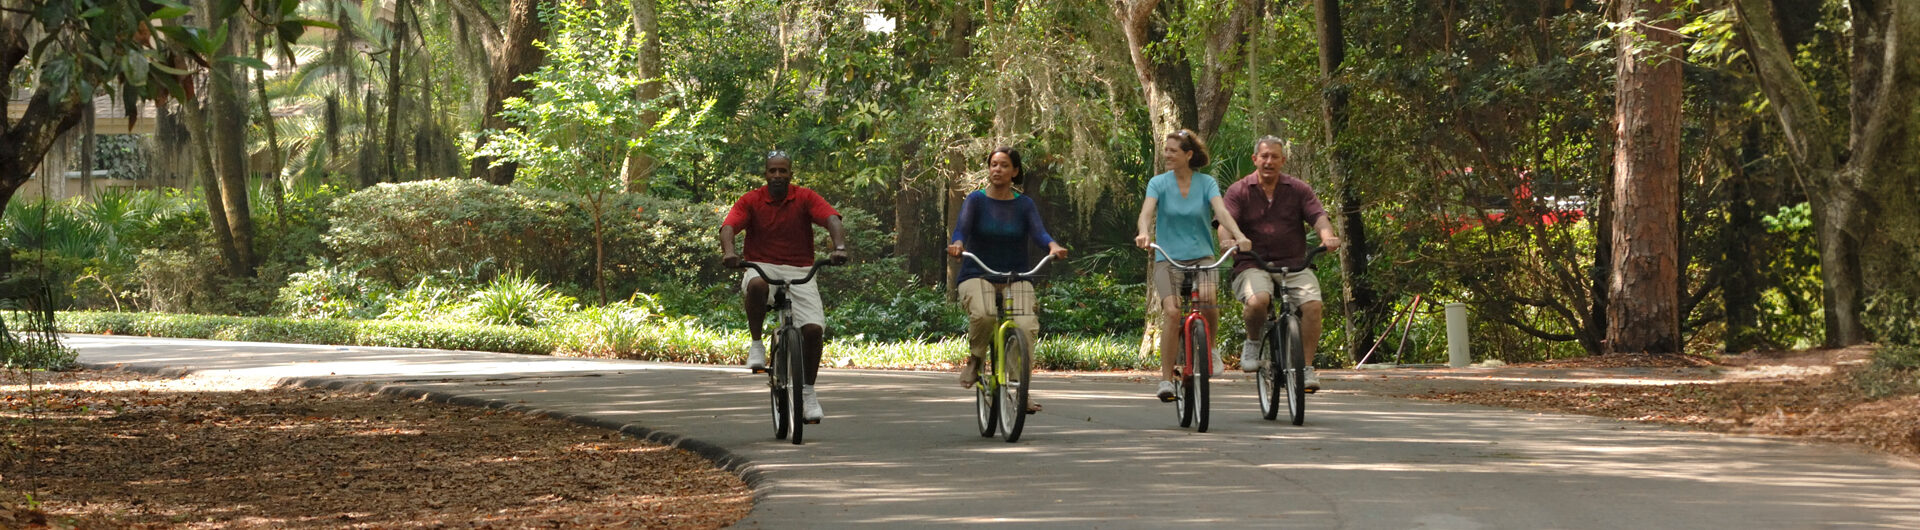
left=69, top=335, right=1920, bottom=528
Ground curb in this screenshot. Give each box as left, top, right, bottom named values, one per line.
left=78, top=361, right=771, bottom=497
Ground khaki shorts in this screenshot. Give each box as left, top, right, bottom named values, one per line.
left=1150, top=258, right=1219, bottom=301
left=741, top=262, right=826, bottom=328
left=1232, top=267, right=1322, bottom=308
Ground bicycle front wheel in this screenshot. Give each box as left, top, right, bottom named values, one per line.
left=998, top=327, right=1033, bottom=443
left=1283, top=314, right=1307, bottom=426
left=1258, top=321, right=1282, bottom=420
left=1188, top=318, right=1211, bottom=433
left=784, top=327, right=807, bottom=444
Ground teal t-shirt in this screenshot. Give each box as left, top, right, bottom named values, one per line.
left=1147, top=171, right=1221, bottom=261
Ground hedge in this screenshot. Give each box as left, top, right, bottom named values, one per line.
left=56, top=311, right=556, bottom=355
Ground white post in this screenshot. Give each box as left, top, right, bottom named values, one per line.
left=1445, top=303, right=1470, bottom=368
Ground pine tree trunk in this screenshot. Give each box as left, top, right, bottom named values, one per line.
left=1605, top=0, right=1683, bottom=354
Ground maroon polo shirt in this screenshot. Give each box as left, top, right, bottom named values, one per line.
left=1224, top=172, right=1327, bottom=275
left=722, top=185, right=840, bottom=267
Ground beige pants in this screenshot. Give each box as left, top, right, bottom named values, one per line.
left=958, top=278, right=1040, bottom=361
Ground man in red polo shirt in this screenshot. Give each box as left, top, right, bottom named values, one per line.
left=1220, top=136, right=1340, bottom=391
left=720, top=151, right=849, bottom=422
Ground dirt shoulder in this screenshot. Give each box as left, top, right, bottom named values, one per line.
left=1, top=368, right=751, bottom=529
left=1328, top=347, right=1920, bottom=460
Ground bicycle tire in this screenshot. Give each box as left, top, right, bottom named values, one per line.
left=770, top=335, right=790, bottom=440
left=1189, top=318, right=1211, bottom=433
left=784, top=327, right=807, bottom=444
left=999, top=327, right=1032, bottom=443
left=1283, top=314, right=1306, bottom=426
left=975, top=356, right=997, bottom=438
left=1258, top=321, right=1282, bottom=420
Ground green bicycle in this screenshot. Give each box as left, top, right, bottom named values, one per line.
left=959, top=251, right=1054, bottom=443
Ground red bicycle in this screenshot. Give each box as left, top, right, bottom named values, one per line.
left=1149, top=243, right=1233, bottom=432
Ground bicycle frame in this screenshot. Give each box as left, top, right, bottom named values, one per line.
left=1151, top=244, right=1233, bottom=377
left=959, top=252, right=1053, bottom=392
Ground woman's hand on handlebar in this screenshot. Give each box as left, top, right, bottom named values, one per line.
left=1047, top=242, right=1069, bottom=260
left=947, top=241, right=964, bottom=257
left=1134, top=233, right=1151, bottom=249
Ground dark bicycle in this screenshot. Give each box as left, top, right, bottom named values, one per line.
left=1149, top=243, right=1233, bottom=433
left=733, top=260, right=830, bottom=445
left=1241, top=246, right=1329, bottom=425
left=957, top=251, right=1054, bottom=443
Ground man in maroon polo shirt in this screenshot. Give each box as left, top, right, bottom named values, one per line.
left=1219, top=136, right=1341, bottom=391
left=720, top=151, right=849, bottom=422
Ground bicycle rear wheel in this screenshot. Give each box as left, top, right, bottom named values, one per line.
left=1282, top=314, right=1306, bottom=426
left=1188, top=318, right=1211, bottom=433
left=1258, top=321, right=1282, bottom=420
left=784, top=327, right=807, bottom=444
left=998, top=327, right=1032, bottom=443
left=976, top=354, right=998, bottom=438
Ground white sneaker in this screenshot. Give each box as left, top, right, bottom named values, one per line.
left=1211, top=352, right=1226, bottom=376
left=1156, top=380, right=1177, bottom=401
left=746, top=341, right=767, bottom=371
left=1240, top=340, right=1262, bottom=372
left=1303, top=366, right=1321, bottom=392
left=802, top=385, right=824, bottom=422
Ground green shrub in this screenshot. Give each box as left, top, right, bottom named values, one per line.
left=463, top=272, right=576, bottom=327
left=1856, top=292, right=1920, bottom=398
left=275, top=263, right=391, bottom=320
left=832, top=285, right=964, bottom=343
left=1042, top=273, right=1146, bottom=336
left=378, top=276, right=467, bottom=322
left=1, top=333, right=77, bottom=371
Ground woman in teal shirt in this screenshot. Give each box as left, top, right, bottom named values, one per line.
left=1133, top=129, right=1251, bottom=401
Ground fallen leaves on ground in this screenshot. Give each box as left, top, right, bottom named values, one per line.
left=1, top=369, right=751, bottom=528
left=1408, top=356, right=1920, bottom=460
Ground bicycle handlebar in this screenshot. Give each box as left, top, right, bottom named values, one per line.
left=958, top=252, right=1054, bottom=279
left=1147, top=243, right=1235, bottom=271
left=1239, top=246, right=1331, bottom=274
left=731, top=260, right=832, bottom=286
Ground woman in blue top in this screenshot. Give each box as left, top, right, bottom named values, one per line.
left=948, top=147, right=1069, bottom=401
left=1133, top=129, right=1251, bottom=401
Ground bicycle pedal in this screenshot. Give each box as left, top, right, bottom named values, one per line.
left=1158, top=395, right=1178, bottom=403
left=750, top=367, right=768, bottom=374
left=804, top=419, right=821, bottom=425
left=1303, top=388, right=1317, bottom=394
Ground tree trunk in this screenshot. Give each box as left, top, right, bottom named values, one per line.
left=0, top=91, right=87, bottom=213
left=468, top=0, right=548, bottom=186
left=1315, top=0, right=1379, bottom=364
left=255, top=43, right=288, bottom=227
left=1605, top=0, right=1683, bottom=354
left=209, top=17, right=257, bottom=276
left=383, top=8, right=409, bottom=184
left=1722, top=122, right=1766, bottom=352
left=79, top=105, right=95, bottom=198
left=182, top=100, right=246, bottom=277
left=621, top=0, right=663, bottom=193
left=1734, top=0, right=1920, bottom=345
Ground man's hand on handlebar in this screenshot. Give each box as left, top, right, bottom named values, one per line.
left=829, top=249, right=850, bottom=265
left=722, top=253, right=744, bottom=269
left=1321, top=235, right=1342, bottom=252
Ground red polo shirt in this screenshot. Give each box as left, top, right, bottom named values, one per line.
left=722, top=185, right=840, bottom=267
